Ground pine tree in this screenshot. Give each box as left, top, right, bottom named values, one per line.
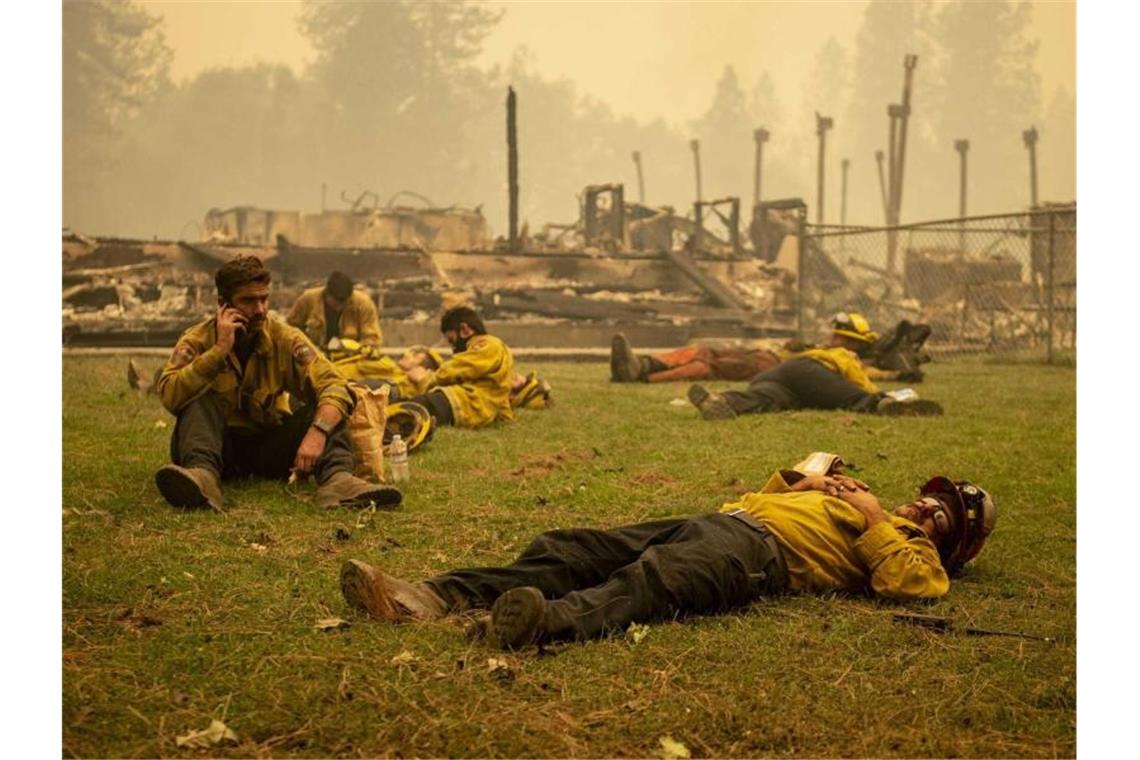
left=932, top=0, right=1042, bottom=214
left=1041, top=86, right=1075, bottom=203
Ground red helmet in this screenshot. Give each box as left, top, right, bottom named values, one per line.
left=919, top=477, right=996, bottom=573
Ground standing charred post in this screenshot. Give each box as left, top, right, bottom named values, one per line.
left=690, top=139, right=703, bottom=250
left=875, top=149, right=889, bottom=225
left=840, top=158, right=850, bottom=227
left=753, top=127, right=770, bottom=208
left=507, top=86, right=519, bottom=253
left=887, top=54, right=918, bottom=276
left=815, top=113, right=833, bottom=227
left=632, top=150, right=646, bottom=203
left=955, top=139, right=970, bottom=256
left=1023, top=126, right=1039, bottom=208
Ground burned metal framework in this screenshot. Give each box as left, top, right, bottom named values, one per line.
left=799, top=205, right=1076, bottom=361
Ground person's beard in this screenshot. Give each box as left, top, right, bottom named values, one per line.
left=452, top=336, right=469, bottom=353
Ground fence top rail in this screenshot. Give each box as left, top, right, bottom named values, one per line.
left=804, top=205, right=1076, bottom=238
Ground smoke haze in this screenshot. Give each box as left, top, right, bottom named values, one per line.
left=64, top=0, right=1075, bottom=239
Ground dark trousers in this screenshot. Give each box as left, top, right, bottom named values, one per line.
left=722, top=356, right=881, bottom=415
left=407, top=389, right=455, bottom=426
left=426, top=513, right=788, bottom=642
left=169, top=392, right=355, bottom=483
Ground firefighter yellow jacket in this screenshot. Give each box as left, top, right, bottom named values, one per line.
left=286, top=287, right=383, bottom=350
left=332, top=352, right=426, bottom=399
left=788, top=346, right=879, bottom=394
left=425, top=334, right=514, bottom=429
left=720, top=471, right=949, bottom=599
left=157, top=316, right=354, bottom=431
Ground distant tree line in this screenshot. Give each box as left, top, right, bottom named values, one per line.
left=63, top=0, right=1074, bottom=239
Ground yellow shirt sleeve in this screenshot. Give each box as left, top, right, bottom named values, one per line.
left=431, top=336, right=507, bottom=387
left=157, top=325, right=228, bottom=414
left=351, top=293, right=383, bottom=348
left=854, top=521, right=950, bottom=599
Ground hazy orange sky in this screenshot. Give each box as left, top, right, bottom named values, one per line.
left=147, top=0, right=1075, bottom=126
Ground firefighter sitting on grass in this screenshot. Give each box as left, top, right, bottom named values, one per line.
left=399, top=306, right=515, bottom=430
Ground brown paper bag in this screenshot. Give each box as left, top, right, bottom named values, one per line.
left=347, top=383, right=389, bottom=482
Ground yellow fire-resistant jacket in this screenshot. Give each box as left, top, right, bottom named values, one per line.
left=157, top=316, right=354, bottom=430
left=332, top=351, right=427, bottom=399
left=425, top=334, right=514, bottom=429
left=786, top=346, right=880, bottom=394
left=286, top=287, right=383, bottom=350
left=720, top=471, right=949, bottom=599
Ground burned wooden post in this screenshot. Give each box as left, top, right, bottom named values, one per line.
left=815, top=113, right=833, bottom=227
left=875, top=149, right=889, bottom=225
left=753, top=127, right=770, bottom=208
left=631, top=151, right=646, bottom=203
left=887, top=54, right=918, bottom=276
left=507, top=86, right=519, bottom=253
left=690, top=139, right=703, bottom=250
left=955, top=139, right=970, bottom=255
left=840, top=158, right=850, bottom=227
left=1023, top=126, right=1039, bottom=208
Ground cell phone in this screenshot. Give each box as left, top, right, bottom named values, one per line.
left=223, top=303, right=248, bottom=334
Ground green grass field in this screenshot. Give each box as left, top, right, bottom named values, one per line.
left=62, top=356, right=1075, bottom=758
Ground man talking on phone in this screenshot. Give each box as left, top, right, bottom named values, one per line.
left=153, top=255, right=401, bottom=512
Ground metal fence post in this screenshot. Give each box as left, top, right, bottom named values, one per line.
left=1047, top=209, right=1056, bottom=364
left=797, top=209, right=806, bottom=340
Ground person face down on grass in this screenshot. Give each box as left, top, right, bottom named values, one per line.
left=152, top=255, right=401, bottom=513
left=687, top=339, right=943, bottom=420
left=400, top=306, right=516, bottom=429
left=338, top=461, right=995, bottom=650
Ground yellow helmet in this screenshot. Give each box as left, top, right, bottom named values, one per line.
left=831, top=312, right=878, bottom=344
left=383, top=401, right=434, bottom=453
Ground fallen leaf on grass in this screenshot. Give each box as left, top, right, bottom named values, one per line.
left=487, top=657, right=516, bottom=682
left=669, top=398, right=689, bottom=407
left=627, top=623, right=650, bottom=644
left=248, top=543, right=268, bottom=554
left=176, top=719, right=238, bottom=748
left=315, top=617, right=351, bottom=632
left=390, top=650, right=419, bottom=668
left=659, top=735, right=691, bottom=759
left=153, top=420, right=168, bottom=429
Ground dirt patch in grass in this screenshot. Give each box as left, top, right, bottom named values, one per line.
left=506, top=449, right=599, bottom=479
left=627, top=469, right=680, bottom=487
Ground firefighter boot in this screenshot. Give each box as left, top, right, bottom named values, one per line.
left=316, top=471, right=403, bottom=510
left=610, top=333, right=647, bottom=382
left=155, top=465, right=224, bottom=511
left=490, top=586, right=549, bottom=650
left=687, top=384, right=738, bottom=420
left=339, top=559, right=449, bottom=622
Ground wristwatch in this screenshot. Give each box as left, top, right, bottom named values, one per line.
left=311, top=418, right=336, bottom=436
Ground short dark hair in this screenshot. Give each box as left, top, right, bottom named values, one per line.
left=440, top=306, right=486, bottom=335
left=326, top=271, right=354, bottom=301
left=216, top=255, right=271, bottom=303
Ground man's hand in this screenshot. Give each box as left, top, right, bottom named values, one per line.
left=838, top=488, right=889, bottom=530
left=406, top=366, right=429, bottom=385
left=789, top=474, right=870, bottom=497
left=215, top=305, right=248, bottom=353
left=293, top=427, right=326, bottom=476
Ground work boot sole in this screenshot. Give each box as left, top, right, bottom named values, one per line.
left=687, top=384, right=737, bottom=420
left=155, top=466, right=211, bottom=510
left=491, top=587, right=547, bottom=650
left=336, top=486, right=404, bottom=511
left=879, top=399, right=944, bottom=417
left=610, top=334, right=639, bottom=383
left=340, top=560, right=399, bottom=620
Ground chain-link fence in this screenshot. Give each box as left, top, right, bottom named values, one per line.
left=799, top=205, right=1075, bottom=362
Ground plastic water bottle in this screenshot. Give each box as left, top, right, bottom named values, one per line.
left=388, top=434, right=410, bottom=483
